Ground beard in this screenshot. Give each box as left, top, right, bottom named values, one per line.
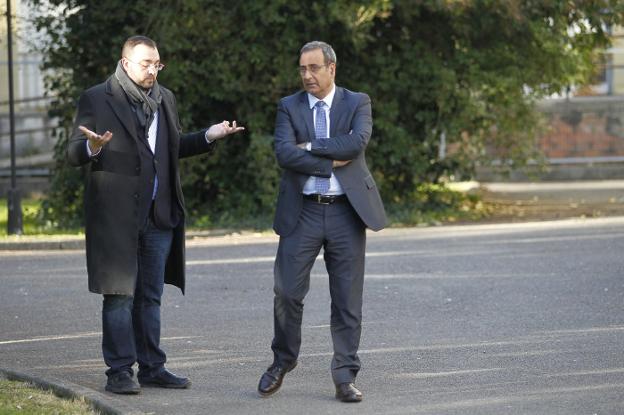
left=138, top=77, right=155, bottom=89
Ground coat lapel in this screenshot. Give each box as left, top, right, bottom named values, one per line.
left=160, top=92, right=180, bottom=153
left=329, top=86, right=345, bottom=138
left=105, top=77, right=140, bottom=142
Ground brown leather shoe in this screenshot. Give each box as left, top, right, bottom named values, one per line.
left=335, top=382, right=363, bottom=402
left=257, top=362, right=297, bottom=397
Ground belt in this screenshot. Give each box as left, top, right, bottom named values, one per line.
left=303, top=194, right=347, bottom=205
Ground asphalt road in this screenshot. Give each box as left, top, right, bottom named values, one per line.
left=1, top=218, right=624, bottom=415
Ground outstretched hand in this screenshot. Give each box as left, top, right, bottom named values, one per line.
left=206, top=120, right=245, bottom=141
left=79, top=126, right=112, bottom=154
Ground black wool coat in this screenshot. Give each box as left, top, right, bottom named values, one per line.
left=68, top=75, right=215, bottom=295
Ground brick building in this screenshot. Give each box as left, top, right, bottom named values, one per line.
left=538, top=25, right=624, bottom=159
left=479, top=26, right=624, bottom=181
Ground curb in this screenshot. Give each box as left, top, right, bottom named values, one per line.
left=0, top=228, right=257, bottom=251
left=0, top=238, right=84, bottom=250
left=0, top=368, right=144, bottom=415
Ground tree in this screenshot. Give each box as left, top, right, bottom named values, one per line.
left=28, top=0, right=624, bottom=228
left=358, top=0, right=624, bottom=205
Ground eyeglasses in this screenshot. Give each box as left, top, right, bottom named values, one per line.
left=124, top=57, right=165, bottom=72
left=298, top=64, right=328, bottom=76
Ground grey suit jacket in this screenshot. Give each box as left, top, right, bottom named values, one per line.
left=273, top=86, right=387, bottom=236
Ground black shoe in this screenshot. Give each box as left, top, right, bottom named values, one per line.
left=257, top=362, right=297, bottom=397
left=335, top=382, right=363, bottom=402
left=105, top=372, right=141, bottom=395
left=138, top=369, right=191, bottom=389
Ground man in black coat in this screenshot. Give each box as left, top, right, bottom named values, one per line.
left=257, top=41, right=386, bottom=403
left=68, top=35, right=243, bottom=394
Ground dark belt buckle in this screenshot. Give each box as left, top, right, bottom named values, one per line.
left=318, top=195, right=332, bottom=204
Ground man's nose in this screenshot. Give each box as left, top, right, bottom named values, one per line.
left=147, top=66, right=157, bottom=75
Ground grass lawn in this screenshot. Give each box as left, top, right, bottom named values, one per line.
left=0, top=198, right=81, bottom=236
left=0, top=198, right=44, bottom=236
left=0, top=379, right=98, bottom=415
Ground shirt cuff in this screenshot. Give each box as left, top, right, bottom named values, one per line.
left=205, top=130, right=215, bottom=144
left=306, top=142, right=311, bottom=151
left=86, top=141, right=102, bottom=157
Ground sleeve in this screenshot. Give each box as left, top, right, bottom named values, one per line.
left=273, top=99, right=333, bottom=177
left=309, top=93, right=372, bottom=161
left=178, top=128, right=216, bottom=159
left=68, top=92, right=96, bottom=167
left=169, top=90, right=216, bottom=159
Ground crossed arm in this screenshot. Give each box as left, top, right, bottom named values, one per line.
left=274, top=94, right=372, bottom=177
left=308, top=94, right=372, bottom=162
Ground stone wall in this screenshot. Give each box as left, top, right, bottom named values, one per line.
left=476, top=96, right=624, bottom=181
left=537, top=96, right=624, bottom=159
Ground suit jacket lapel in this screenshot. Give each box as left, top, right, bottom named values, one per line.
left=329, top=86, right=345, bottom=138
left=105, top=76, right=140, bottom=143
left=298, top=92, right=315, bottom=141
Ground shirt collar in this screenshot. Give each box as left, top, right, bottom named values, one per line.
left=307, top=84, right=336, bottom=110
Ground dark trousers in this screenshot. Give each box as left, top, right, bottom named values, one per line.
left=271, top=198, right=366, bottom=385
left=102, top=216, right=173, bottom=378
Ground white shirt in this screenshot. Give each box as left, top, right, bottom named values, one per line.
left=302, top=84, right=344, bottom=195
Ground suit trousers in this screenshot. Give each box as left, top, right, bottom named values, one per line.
left=272, top=197, right=366, bottom=384
left=101, top=214, right=173, bottom=378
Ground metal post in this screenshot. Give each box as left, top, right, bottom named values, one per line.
left=6, top=0, right=23, bottom=235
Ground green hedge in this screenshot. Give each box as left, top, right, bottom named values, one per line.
left=28, top=0, right=624, bottom=229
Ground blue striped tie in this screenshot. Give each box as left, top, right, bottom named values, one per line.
left=314, top=101, right=330, bottom=194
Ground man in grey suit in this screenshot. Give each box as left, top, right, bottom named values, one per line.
left=257, top=41, right=387, bottom=403
left=68, top=35, right=243, bottom=394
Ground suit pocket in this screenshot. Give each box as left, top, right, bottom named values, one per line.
left=364, top=174, right=376, bottom=190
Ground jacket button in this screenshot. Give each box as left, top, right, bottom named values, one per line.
left=135, top=166, right=140, bottom=172
left=134, top=193, right=139, bottom=199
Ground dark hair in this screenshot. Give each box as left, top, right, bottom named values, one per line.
left=122, top=35, right=157, bottom=57
left=300, top=41, right=337, bottom=65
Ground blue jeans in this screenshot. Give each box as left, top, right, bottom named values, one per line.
left=102, top=216, right=173, bottom=378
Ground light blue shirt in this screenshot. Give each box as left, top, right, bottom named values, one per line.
left=302, top=84, right=344, bottom=195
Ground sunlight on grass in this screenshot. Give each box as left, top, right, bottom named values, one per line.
left=0, top=379, right=98, bottom=415
left=0, top=198, right=81, bottom=236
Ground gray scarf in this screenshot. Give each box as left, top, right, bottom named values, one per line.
left=115, top=60, right=162, bottom=133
